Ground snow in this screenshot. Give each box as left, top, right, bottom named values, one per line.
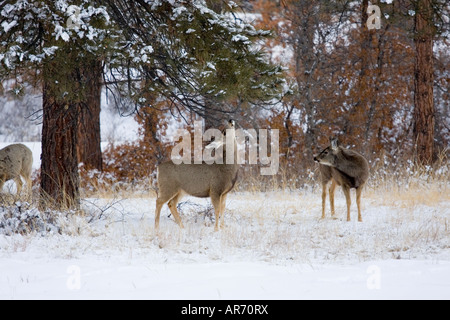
left=1, top=258, right=449, bottom=300
left=0, top=0, right=448, bottom=300
left=1, top=20, right=17, bottom=33
left=231, top=34, right=250, bottom=43
left=0, top=96, right=449, bottom=300
left=0, top=95, right=449, bottom=300
left=54, top=25, right=70, bottom=42
left=0, top=145, right=449, bottom=299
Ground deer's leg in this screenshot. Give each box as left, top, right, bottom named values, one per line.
left=219, top=193, right=227, bottom=228
left=211, top=193, right=221, bottom=232
left=21, top=168, right=33, bottom=201
left=356, top=186, right=363, bottom=222
left=321, top=182, right=327, bottom=219
left=155, top=198, right=165, bottom=230
left=25, top=177, right=32, bottom=201
left=329, top=179, right=337, bottom=217
left=155, top=191, right=174, bottom=230
left=342, top=185, right=351, bottom=221
left=14, top=177, right=23, bottom=197
left=167, top=192, right=184, bottom=229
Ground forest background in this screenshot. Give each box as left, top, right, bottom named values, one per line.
left=0, top=0, right=448, bottom=209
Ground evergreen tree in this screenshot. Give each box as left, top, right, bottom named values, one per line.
left=0, top=0, right=284, bottom=209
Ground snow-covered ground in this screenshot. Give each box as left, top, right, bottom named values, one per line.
left=2, top=255, right=449, bottom=300
left=0, top=142, right=449, bottom=300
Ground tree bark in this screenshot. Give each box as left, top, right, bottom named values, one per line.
left=40, top=73, right=80, bottom=210
left=413, top=0, right=436, bottom=165
left=77, top=60, right=103, bottom=171
left=39, top=45, right=99, bottom=210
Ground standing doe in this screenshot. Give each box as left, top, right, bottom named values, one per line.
left=0, top=144, right=33, bottom=199
left=314, top=138, right=369, bottom=222
left=155, top=120, right=239, bottom=231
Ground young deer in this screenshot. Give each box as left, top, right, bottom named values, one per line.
left=155, top=120, right=239, bottom=231
left=314, top=138, right=369, bottom=222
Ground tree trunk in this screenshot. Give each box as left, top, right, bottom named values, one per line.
left=413, top=0, right=435, bottom=165
left=77, top=60, right=103, bottom=171
left=39, top=44, right=98, bottom=210
left=40, top=76, right=80, bottom=210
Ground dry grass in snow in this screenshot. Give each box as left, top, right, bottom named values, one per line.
left=1, top=176, right=449, bottom=300
left=3, top=181, right=447, bottom=266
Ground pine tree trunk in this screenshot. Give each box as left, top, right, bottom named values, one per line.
left=40, top=76, right=80, bottom=210
left=413, top=0, right=435, bottom=165
left=77, top=60, right=103, bottom=172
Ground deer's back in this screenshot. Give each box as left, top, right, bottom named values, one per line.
left=0, top=144, right=33, bottom=178
left=332, top=149, right=369, bottom=189
left=157, top=161, right=238, bottom=198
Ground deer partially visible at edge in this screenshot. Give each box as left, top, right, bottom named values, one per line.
left=0, top=143, right=33, bottom=200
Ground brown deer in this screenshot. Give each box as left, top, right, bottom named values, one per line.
left=155, top=120, right=239, bottom=231
left=0, top=144, right=33, bottom=199
left=314, top=138, right=369, bottom=222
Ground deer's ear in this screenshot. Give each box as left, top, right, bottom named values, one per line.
left=330, top=138, right=339, bottom=150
